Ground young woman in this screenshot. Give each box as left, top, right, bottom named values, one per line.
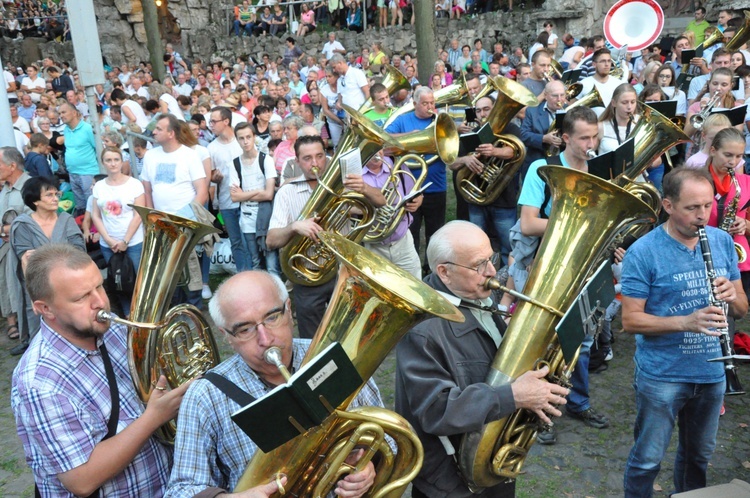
left=297, top=3, right=316, bottom=37
left=685, top=67, right=743, bottom=139
left=389, top=0, right=403, bottom=26
left=599, top=84, right=640, bottom=156
left=731, top=51, right=747, bottom=72
left=346, top=0, right=363, bottom=32
left=110, top=88, right=150, bottom=129
left=684, top=113, right=736, bottom=168
left=254, top=6, right=273, bottom=36
left=269, top=4, right=287, bottom=37
left=430, top=73, right=443, bottom=91
left=705, top=127, right=750, bottom=291
left=252, top=104, right=273, bottom=141
left=655, top=63, right=688, bottom=116
left=528, top=31, right=550, bottom=61
left=91, top=147, right=145, bottom=316
left=289, top=97, right=302, bottom=116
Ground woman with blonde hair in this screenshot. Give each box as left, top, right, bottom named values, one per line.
left=633, top=60, right=661, bottom=95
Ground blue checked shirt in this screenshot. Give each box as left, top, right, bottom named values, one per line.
left=165, top=339, right=387, bottom=497
left=11, top=319, right=172, bottom=497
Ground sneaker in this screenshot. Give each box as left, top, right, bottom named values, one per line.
left=201, top=285, right=213, bottom=300
left=566, top=407, right=610, bottom=429
left=604, top=347, right=613, bottom=362
left=536, top=426, right=557, bottom=445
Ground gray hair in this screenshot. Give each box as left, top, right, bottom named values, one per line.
left=101, top=131, right=124, bottom=147
left=0, top=146, right=25, bottom=170
left=282, top=115, right=305, bottom=130
left=426, top=220, right=477, bottom=272
left=26, top=244, right=92, bottom=302
left=413, top=86, right=434, bottom=105
left=329, top=54, right=346, bottom=65
left=434, top=60, right=445, bottom=72
left=208, top=271, right=288, bottom=329
left=299, top=124, right=320, bottom=137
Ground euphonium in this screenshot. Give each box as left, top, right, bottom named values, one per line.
left=457, top=166, right=657, bottom=490
left=545, top=87, right=604, bottom=157
left=718, top=168, right=747, bottom=263
left=363, top=153, right=429, bottom=243
left=235, top=231, right=465, bottom=497
left=358, top=64, right=411, bottom=114
left=456, top=77, right=538, bottom=206
left=97, top=206, right=222, bottom=443
left=384, top=72, right=471, bottom=128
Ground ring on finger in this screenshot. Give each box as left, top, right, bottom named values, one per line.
left=153, top=385, right=167, bottom=391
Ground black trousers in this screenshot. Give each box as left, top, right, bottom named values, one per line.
left=292, top=278, right=336, bottom=339
left=412, top=479, right=516, bottom=497
left=408, top=191, right=446, bottom=266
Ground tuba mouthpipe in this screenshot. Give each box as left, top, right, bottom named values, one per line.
left=586, top=149, right=597, bottom=159
left=263, top=346, right=292, bottom=381
left=96, top=309, right=163, bottom=330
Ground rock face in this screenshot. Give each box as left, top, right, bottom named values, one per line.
left=4, top=0, right=749, bottom=70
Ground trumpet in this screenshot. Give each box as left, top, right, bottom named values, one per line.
left=689, top=91, right=721, bottom=131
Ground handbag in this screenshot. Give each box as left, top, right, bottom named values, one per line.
left=106, top=251, right=136, bottom=295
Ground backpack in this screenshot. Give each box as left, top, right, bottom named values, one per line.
left=106, top=252, right=136, bottom=295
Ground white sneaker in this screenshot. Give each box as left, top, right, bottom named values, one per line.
left=201, top=285, right=213, bottom=300
left=604, top=348, right=613, bottom=362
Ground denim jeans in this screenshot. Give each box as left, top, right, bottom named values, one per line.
left=467, top=204, right=517, bottom=265
left=241, top=231, right=281, bottom=278
left=567, top=333, right=593, bottom=413
left=220, top=208, right=250, bottom=273
left=623, top=366, right=724, bottom=497
left=233, top=20, right=255, bottom=36
left=69, top=173, right=95, bottom=215
left=101, top=242, right=143, bottom=317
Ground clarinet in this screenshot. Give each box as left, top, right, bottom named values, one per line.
left=697, top=227, right=746, bottom=396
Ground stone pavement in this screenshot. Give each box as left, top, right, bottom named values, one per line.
left=0, top=319, right=748, bottom=497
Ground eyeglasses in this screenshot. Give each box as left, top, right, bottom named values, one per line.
left=658, top=74, right=671, bottom=79
left=442, top=258, right=493, bottom=275
left=209, top=119, right=227, bottom=125
left=225, top=303, right=288, bottom=341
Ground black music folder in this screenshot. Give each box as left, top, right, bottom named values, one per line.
left=561, top=69, right=582, bottom=84
left=681, top=49, right=696, bottom=64
left=553, top=111, right=566, bottom=132
left=231, top=342, right=363, bottom=453
left=711, top=104, right=748, bottom=127
left=459, top=122, right=495, bottom=154
left=676, top=73, right=694, bottom=93
left=644, top=100, right=677, bottom=119
left=587, top=138, right=634, bottom=181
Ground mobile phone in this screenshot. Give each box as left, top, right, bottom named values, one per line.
left=733, top=75, right=740, bottom=91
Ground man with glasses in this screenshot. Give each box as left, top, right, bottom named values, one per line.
left=521, top=80, right=567, bottom=177
left=166, top=270, right=382, bottom=498
left=395, top=220, right=570, bottom=498
left=576, top=48, right=627, bottom=115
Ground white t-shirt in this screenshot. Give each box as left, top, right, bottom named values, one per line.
left=229, top=153, right=277, bottom=233
left=14, top=129, right=28, bottom=157
left=207, top=138, right=243, bottom=210
left=579, top=75, right=628, bottom=116
left=20, top=76, right=46, bottom=102
left=92, top=177, right=146, bottom=248
left=559, top=46, right=585, bottom=66
left=160, top=93, right=185, bottom=121
left=4, top=70, right=15, bottom=92
left=174, top=83, right=193, bottom=97
left=141, top=145, right=207, bottom=214
left=322, top=40, right=345, bottom=59
left=13, top=116, right=30, bottom=134
left=121, top=99, right=151, bottom=129
left=338, top=67, right=368, bottom=109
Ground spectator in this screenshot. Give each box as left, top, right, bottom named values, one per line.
left=456, top=45, right=472, bottom=71
left=559, top=34, right=585, bottom=70
left=297, top=3, right=316, bottom=37
left=20, top=64, right=45, bottom=103
left=90, top=147, right=145, bottom=316
left=174, top=73, right=193, bottom=97
left=150, top=82, right=185, bottom=120
left=66, top=89, right=90, bottom=118
left=330, top=53, right=370, bottom=109
left=282, top=37, right=303, bottom=68
left=10, top=176, right=85, bottom=355
left=233, top=0, right=256, bottom=37
left=11, top=104, right=31, bottom=135
left=686, top=7, right=711, bottom=46
left=24, top=134, right=53, bottom=178
left=59, top=103, right=99, bottom=216
left=165, top=43, right=189, bottom=75
left=254, top=6, right=273, bottom=36
left=269, top=4, right=286, bottom=37
left=346, top=0, right=363, bottom=32
left=544, top=21, right=559, bottom=52
left=111, top=88, right=150, bottom=129
left=529, top=31, right=550, bottom=61
left=322, top=32, right=346, bottom=60
left=273, top=115, right=304, bottom=175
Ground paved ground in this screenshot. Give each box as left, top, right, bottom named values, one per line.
left=0, top=315, right=748, bottom=497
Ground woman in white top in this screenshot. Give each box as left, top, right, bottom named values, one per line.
left=91, top=146, right=145, bottom=316
left=528, top=31, right=550, bottom=62
left=150, top=82, right=185, bottom=121
left=599, top=84, right=640, bottom=156
left=110, top=88, right=150, bottom=129
left=655, top=64, right=688, bottom=116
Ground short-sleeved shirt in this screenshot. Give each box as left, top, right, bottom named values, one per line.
left=11, top=319, right=172, bottom=497
left=207, top=138, right=243, bottom=211
left=321, top=40, right=345, bottom=59
left=269, top=176, right=313, bottom=230
left=20, top=76, right=46, bottom=102
left=364, top=108, right=393, bottom=128
left=362, top=160, right=413, bottom=244
left=92, top=177, right=146, bottom=247
left=337, top=67, right=369, bottom=109
left=63, top=120, right=100, bottom=176
left=385, top=112, right=447, bottom=194
left=229, top=153, right=277, bottom=233
left=621, top=225, right=739, bottom=383
left=517, top=154, right=572, bottom=216
left=141, top=145, right=206, bottom=214
left=521, top=77, right=545, bottom=97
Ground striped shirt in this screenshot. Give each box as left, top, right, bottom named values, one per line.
left=11, top=319, right=172, bottom=497
left=165, top=340, right=386, bottom=496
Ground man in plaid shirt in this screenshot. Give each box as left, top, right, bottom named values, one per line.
left=11, top=244, right=190, bottom=497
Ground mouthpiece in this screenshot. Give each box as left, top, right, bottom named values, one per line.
left=264, top=346, right=292, bottom=381
left=96, top=310, right=113, bottom=323
left=484, top=277, right=501, bottom=291
left=586, top=149, right=597, bottom=160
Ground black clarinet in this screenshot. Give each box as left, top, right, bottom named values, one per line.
left=697, top=227, right=745, bottom=396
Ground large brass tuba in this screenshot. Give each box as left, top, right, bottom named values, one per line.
left=359, top=64, right=411, bottom=114
left=726, top=11, right=750, bottom=51
left=457, top=166, right=657, bottom=490
left=545, top=87, right=604, bottom=157
left=456, top=77, right=538, bottom=206
left=383, top=72, right=471, bottom=128
left=281, top=105, right=458, bottom=286
left=235, top=231, right=465, bottom=497
left=98, top=206, right=222, bottom=443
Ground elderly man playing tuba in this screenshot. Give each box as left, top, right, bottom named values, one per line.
left=166, top=270, right=385, bottom=498
left=395, top=221, right=570, bottom=497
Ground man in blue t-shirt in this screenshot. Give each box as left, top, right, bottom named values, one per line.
left=386, top=87, right=449, bottom=274
left=621, top=167, right=747, bottom=497
left=517, top=106, right=610, bottom=446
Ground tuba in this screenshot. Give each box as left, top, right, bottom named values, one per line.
left=726, top=11, right=750, bottom=51
left=358, top=64, right=411, bottom=115
left=456, top=77, right=538, bottom=206
left=97, top=206, right=222, bottom=443
left=457, top=166, right=657, bottom=490
left=363, top=153, right=429, bottom=243
left=384, top=72, right=472, bottom=128
left=235, top=231, right=465, bottom=497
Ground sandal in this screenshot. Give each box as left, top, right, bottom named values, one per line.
left=7, top=325, right=19, bottom=340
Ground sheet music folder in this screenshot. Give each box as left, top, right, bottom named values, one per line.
left=459, top=122, right=495, bottom=153
left=711, top=104, right=748, bottom=127
left=231, top=342, right=363, bottom=453
left=644, top=100, right=677, bottom=119
left=586, top=137, right=634, bottom=181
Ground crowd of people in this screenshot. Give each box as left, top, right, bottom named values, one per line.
left=1, top=0, right=68, bottom=40
left=3, top=5, right=750, bottom=498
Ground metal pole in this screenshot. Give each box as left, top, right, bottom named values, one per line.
left=0, top=54, right=16, bottom=149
